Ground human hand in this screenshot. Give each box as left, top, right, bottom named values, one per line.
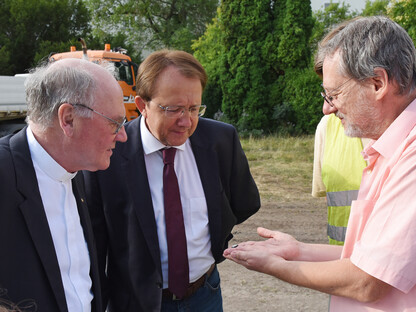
left=223, top=227, right=300, bottom=261
left=223, top=238, right=286, bottom=275
left=255, top=227, right=301, bottom=260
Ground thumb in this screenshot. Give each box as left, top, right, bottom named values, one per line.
left=257, top=227, right=274, bottom=239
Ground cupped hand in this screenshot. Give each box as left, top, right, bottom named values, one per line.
left=223, top=239, right=285, bottom=275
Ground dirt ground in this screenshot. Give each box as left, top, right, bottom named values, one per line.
left=219, top=196, right=330, bottom=312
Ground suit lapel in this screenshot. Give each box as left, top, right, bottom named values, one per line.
left=122, top=117, right=161, bottom=267
left=72, top=173, right=102, bottom=312
left=10, top=129, right=68, bottom=312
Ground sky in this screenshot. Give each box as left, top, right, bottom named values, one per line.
left=311, top=0, right=366, bottom=12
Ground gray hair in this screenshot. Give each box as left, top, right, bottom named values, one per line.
left=316, top=16, right=416, bottom=95
left=25, top=59, right=110, bottom=130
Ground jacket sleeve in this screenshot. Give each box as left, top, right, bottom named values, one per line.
left=228, top=126, right=261, bottom=224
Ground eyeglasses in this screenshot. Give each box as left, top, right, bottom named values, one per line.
left=321, top=78, right=353, bottom=107
left=71, top=103, right=127, bottom=134
left=157, top=104, right=207, bottom=118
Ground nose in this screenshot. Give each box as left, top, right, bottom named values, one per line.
left=115, top=126, right=128, bottom=142
left=322, top=100, right=338, bottom=115
left=176, top=109, right=193, bottom=127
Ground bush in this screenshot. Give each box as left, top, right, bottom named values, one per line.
left=281, top=68, right=323, bottom=134
left=202, top=81, right=222, bottom=119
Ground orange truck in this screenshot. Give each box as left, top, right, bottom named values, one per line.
left=49, top=38, right=140, bottom=121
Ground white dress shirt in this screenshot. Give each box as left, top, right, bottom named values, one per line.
left=27, top=127, right=93, bottom=312
left=140, top=117, right=214, bottom=289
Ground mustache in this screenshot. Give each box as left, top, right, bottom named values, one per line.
left=335, top=112, right=345, bottom=119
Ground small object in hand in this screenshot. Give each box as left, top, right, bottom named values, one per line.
left=231, top=244, right=238, bottom=248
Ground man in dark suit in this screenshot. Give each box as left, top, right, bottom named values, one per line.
left=0, top=58, right=127, bottom=312
left=83, top=50, right=261, bottom=312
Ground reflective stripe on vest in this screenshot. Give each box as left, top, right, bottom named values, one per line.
left=326, top=190, right=359, bottom=207
left=326, top=190, right=356, bottom=242
left=322, top=114, right=366, bottom=245
left=327, top=224, right=347, bottom=243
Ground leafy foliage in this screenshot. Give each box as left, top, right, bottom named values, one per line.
left=193, top=11, right=224, bottom=118
left=310, top=1, right=357, bottom=56
left=388, top=0, right=416, bottom=44
left=0, top=0, right=90, bottom=74
left=280, top=68, right=323, bottom=134
left=278, top=0, right=314, bottom=69
left=194, top=0, right=316, bottom=134
left=84, top=0, right=217, bottom=55
left=219, top=0, right=276, bottom=132
left=362, top=0, right=389, bottom=16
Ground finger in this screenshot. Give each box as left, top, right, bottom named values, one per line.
left=233, top=240, right=258, bottom=249
left=257, top=227, right=274, bottom=239
left=223, top=248, right=233, bottom=256
left=223, top=250, right=239, bottom=262
left=224, top=250, right=248, bottom=266
left=223, top=242, right=252, bottom=255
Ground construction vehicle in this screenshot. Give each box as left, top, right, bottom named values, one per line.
left=0, top=39, right=139, bottom=137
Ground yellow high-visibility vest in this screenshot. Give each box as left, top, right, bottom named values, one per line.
left=322, top=114, right=366, bottom=245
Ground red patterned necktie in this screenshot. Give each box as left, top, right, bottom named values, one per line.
left=162, top=148, right=189, bottom=298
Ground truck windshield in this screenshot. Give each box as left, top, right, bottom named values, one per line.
left=115, top=61, right=134, bottom=85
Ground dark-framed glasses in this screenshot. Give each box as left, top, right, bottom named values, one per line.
left=71, top=103, right=127, bottom=134
left=321, top=78, right=353, bottom=107
left=158, top=104, right=207, bottom=118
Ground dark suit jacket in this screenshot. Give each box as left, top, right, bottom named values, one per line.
left=0, top=128, right=103, bottom=312
left=83, top=117, right=260, bottom=312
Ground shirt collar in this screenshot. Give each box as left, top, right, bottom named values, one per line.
left=26, top=126, right=77, bottom=183
left=365, top=98, right=416, bottom=159
left=140, top=116, right=186, bottom=155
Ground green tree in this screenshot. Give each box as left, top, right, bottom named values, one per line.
left=0, top=0, right=90, bottom=74
left=280, top=68, right=323, bottom=134
left=277, top=0, right=313, bottom=69
left=0, top=46, right=13, bottom=75
left=261, top=0, right=286, bottom=72
left=362, top=0, right=389, bottom=16
left=310, top=1, right=357, bottom=55
left=195, top=0, right=316, bottom=133
left=219, top=0, right=275, bottom=132
left=388, top=0, right=416, bottom=44
left=85, top=0, right=218, bottom=54
left=192, top=10, right=224, bottom=118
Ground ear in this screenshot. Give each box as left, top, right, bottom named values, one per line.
left=135, top=96, right=148, bottom=117
left=371, top=67, right=389, bottom=100
left=58, top=103, right=75, bottom=137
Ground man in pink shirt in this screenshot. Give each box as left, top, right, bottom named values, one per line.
left=223, top=16, right=416, bottom=311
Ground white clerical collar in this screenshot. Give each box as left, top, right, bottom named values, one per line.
left=140, top=116, right=186, bottom=155
left=27, top=126, right=77, bottom=183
